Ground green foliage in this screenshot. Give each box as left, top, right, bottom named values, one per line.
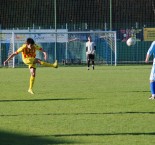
left=0, top=65, right=155, bottom=145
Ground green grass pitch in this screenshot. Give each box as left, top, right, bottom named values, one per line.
left=0, top=65, right=155, bottom=145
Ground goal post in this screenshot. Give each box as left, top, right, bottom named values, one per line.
left=0, top=30, right=117, bottom=67
left=8, top=32, right=15, bottom=68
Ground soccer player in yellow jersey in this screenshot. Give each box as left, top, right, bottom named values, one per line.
left=4, top=38, right=58, bottom=95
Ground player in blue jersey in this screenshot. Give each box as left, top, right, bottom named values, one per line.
left=145, top=41, right=155, bottom=99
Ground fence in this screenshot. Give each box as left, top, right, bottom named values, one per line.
left=1, top=27, right=153, bottom=67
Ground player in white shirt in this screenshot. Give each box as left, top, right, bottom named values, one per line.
left=145, top=41, right=155, bottom=99
left=86, top=36, right=96, bottom=70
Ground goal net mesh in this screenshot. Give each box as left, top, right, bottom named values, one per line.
left=1, top=31, right=117, bottom=67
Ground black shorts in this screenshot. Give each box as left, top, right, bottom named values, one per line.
left=87, top=54, right=95, bottom=60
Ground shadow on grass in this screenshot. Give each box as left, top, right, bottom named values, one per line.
left=50, top=132, right=155, bottom=137
left=0, top=130, right=155, bottom=145
left=130, top=90, right=150, bottom=93
left=0, top=98, right=91, bottom=103
left=0, top=130, right=75, bottom=145
left=1, top=112, right=155, bottom=117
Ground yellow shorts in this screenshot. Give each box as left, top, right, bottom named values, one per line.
left=23, top=58, right=36, bottom=69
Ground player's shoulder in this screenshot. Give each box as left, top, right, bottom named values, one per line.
left=152, top=41, right=155, bottom=45
left=16, top=43, right=26, bottom=53
left=150, top=41, right=155, bottom=48
left=22, top=44, right=27, bottom=47
left=148, top=41, right=155, bottom=51
left=92, top=41, right=96, bottom=45
left=18, top=43, right=27, bottom=49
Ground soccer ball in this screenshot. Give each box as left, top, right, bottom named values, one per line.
left=126, top=37, right=136, bottom=46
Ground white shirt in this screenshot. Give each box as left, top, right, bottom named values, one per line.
left=86, top=41, right=96, bottom=54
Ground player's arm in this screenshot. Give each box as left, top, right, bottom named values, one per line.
left=145, top=41, right=155, bottom=63
left=94, top=46, right=96, bottom=53
left=35, top=44, right=47, bottom=61
left=86, top=42, right=88, bottom=52
left=42, top=49, right=47, bottom=61
left=94, top=45, right=96, bottom=50
left=145, top=54, right=150, bottom=63
left=4, top=52, right=17, bottom=66
left=86, top=47, right=88, bottom=52
left=93, top=43, right=96, bottom=54
left=3, top=45, right=24, bottom=66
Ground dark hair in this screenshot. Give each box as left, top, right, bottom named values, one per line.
left=26, top=38, right=35, bottom=45
left=88, top=35, right=92, bottom=39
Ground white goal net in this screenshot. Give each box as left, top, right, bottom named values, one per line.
left=0, top=30, right=117, bottom=67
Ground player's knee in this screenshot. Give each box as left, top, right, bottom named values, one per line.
left=36, top=59, right=41, bottom=64
left=30, top=68, right=36, bottom=77
left=31, top=72, right=35, bottom=77
left=33, top=58, right=39, bottom=64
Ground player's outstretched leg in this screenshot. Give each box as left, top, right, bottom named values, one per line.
left=53, top=60, right=58, bottom=68
left=40, top=60, right=58, bottom=68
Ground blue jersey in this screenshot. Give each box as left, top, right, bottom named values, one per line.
left=147, top=41, right=155, bottom=81
left=147, top=41, right=155, bottom=60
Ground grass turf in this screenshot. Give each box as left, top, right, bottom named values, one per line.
left=0, top=65, right=155, bottom=145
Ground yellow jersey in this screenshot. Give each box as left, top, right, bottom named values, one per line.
left=15, top=44, right=43, bottom=60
